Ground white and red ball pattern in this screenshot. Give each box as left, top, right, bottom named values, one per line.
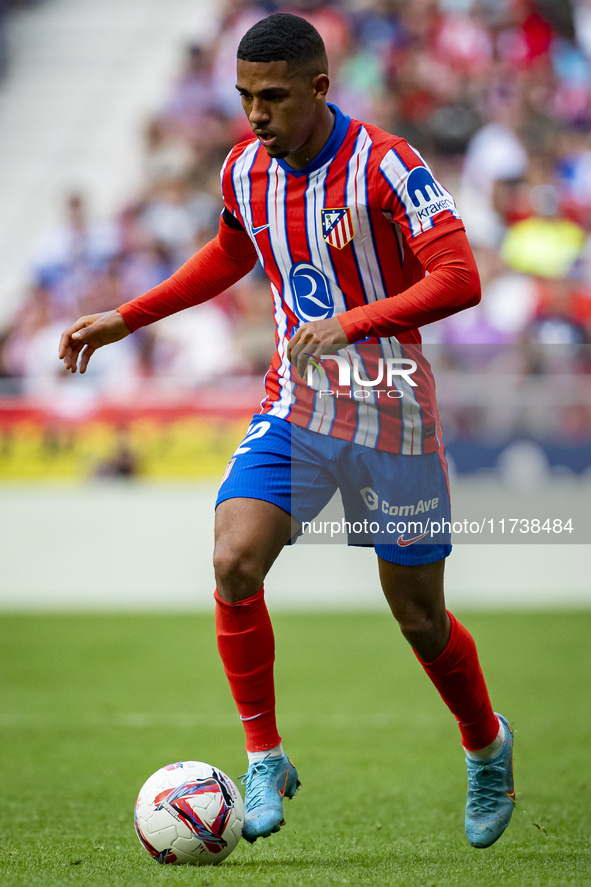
left=134, top=761, right=244, bottom=865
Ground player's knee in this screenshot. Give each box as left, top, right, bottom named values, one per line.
left=213, top=540, right=264, bottom=602
left=398, top=614, right=436, bottom=646
left=396, top=610, right=449, bottom=661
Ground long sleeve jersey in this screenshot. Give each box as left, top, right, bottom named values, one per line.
left=119, top=104, right=480, bottom=454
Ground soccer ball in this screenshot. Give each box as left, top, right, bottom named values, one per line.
left=134, top=761, right=244, bottom=865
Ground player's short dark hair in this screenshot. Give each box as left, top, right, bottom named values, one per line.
left=237, top=13, right=328, bottom=75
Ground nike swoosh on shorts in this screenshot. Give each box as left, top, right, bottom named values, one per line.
left=397, top=532, right=428, bottom=547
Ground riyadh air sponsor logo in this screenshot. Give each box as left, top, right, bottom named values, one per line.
left=290, top=262, right=334, bottom=322
left=321, top=207, right=355, bottom=249
left=407, top=167, right=454, bottom=220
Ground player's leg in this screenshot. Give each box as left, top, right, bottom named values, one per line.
left=213, top=496, right=300, bottom=842
left=214, top=497, right=294, bottom=754
left=213, top=415, right=339, bottom=841
left=377, top=557, right=497, bottom=738
left=214, top=495, right=296, bottom=603
left=377, top=556, right=515, bottom=848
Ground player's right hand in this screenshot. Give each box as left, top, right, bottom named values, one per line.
left=59, top=309, right=131, bottom=374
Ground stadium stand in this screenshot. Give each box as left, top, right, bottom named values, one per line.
left=0, top=0, right=589, bottom=481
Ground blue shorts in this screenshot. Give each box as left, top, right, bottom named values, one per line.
left=216, top=415, right=452, bottom=566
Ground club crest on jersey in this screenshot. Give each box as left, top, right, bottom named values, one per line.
left=321, top=207, right=355, bottom=250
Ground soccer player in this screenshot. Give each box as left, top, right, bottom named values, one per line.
left=59, top=13, right=515, bottom=850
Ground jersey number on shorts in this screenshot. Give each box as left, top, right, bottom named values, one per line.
left=233, top=421, right=271, bottom=456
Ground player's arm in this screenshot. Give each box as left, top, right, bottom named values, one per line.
left=288, top=316, right=350, bottom=380
left=332, top=146, right=480, bottom=343
left=337, top=228, right=481, bottom=342
left=288, top=229, right=479, bottom=376
left=289, top=152, right=480, bottom=373
left=59, top=210, right=258, bottom=373
left=59, top=309, right=132, bottom=374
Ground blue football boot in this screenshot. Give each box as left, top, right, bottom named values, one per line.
left=240, top=754, right=300, bottom=843
left=465, top=713, right=516, bottom=848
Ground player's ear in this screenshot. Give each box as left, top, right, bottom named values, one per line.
left=312, top=72, right=330, bottom=101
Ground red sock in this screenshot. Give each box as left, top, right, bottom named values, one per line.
left=214, top=586, right=281, bottom=752
left=416, top=611, right=499, bottom=751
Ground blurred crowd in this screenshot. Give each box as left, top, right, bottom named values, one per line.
left=1, top=0, right=591, bottom=404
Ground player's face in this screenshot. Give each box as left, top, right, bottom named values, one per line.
left=236, top=59, right=332, bottom=170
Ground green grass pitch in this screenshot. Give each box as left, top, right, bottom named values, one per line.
left=0, top=609, right=589, bottom=887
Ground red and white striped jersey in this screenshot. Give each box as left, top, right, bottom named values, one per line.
left=221, top=104, right=466, bottom=455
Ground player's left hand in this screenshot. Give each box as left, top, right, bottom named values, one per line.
left=288, top=316, right=350, bottom=380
